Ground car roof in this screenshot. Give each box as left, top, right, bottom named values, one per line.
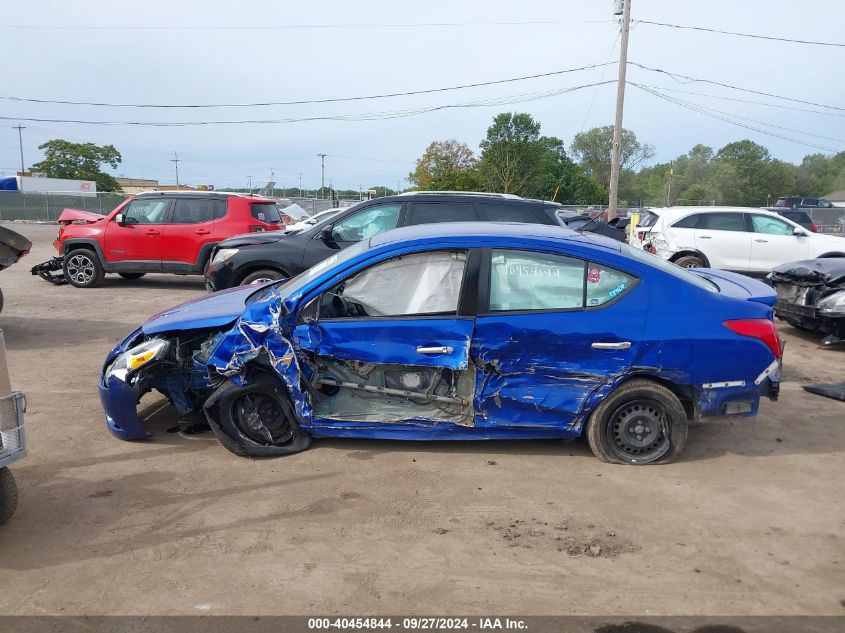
left=371, top=193, right=555, bottom=207
left=369, top=221, right=622, bottom=253
left=134, top=190, right=275, bottom=202
left=653, top=206, right=789, bottom=219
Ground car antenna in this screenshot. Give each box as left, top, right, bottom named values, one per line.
left=575, top=214, right=599, bottom=234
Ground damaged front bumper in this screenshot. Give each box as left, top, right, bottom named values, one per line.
left=30, top=256, right=67, bottom=285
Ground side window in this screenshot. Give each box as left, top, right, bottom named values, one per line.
left=586, top=264, right=636, bottom=307
left=672, top=214, right=699, bottom=229
left=700, top=213, right=745, bottom=232
left=819, top=199, right=833, bottom=208
left=212, top=200, right=227, bottom=219
left=170, top=199, right=217, bottom=224
left=122, top=198, right=169, bottom=224
left=477, top=203, right=543, bottom=224
left=489, top=250, right=585, bottom=312
left=751, top=215, right=793, bottom=235
left=250, top=203, right=281, bottom=223
left=331, top=203, right=401, bottom=242
left=408, top=202, right=476, bottom=225
left=319, top=250, right=467, bottom=319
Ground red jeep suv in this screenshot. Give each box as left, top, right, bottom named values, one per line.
left=39, top=192, right=284, bottom=288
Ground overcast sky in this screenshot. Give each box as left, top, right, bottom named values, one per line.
left=1, top=0, right=843, bottom=191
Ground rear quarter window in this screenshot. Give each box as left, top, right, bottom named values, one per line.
left=477, top=203, right=551, bottom=224
left=251, top=203, right=282, bottom=223
left=672, top=214, right=699, bottom=228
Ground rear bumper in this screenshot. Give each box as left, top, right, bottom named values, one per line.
left=204, top=261, right=238, bottom=293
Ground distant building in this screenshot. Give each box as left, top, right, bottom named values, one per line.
left=824, top=190, right=845, bottom=208
left=0, top=175, right=97, bottom=196
left=115, top=177, right=159, bottom=194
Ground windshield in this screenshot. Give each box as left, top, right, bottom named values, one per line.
left=621, top=244, right=718, bottom=292
left=248, top=239, right=372, bottom=304
left=637, top=210, right=660, bottom=228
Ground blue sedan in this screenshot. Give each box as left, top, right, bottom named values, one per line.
left=99, top=223, right=782, bottom=465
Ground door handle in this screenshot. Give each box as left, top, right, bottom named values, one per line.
left=754, top=238, right=768, bottom=243
left=592, top=341, right=632, bottom=350
left=145, top=230, right=160, bottom=236
left=416, top=345, right=454, bottom=354
left=195, top=229, right=211, bottom=235
left=698, top=235, right=712, bottom=239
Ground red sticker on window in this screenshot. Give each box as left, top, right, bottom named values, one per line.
left=588, top=267, right=601, bottom=284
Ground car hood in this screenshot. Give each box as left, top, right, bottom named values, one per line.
left=770, top=257, right=845, bottom=286
left=142, top=284, right=262, bottom=334
left=691, top=269, right=777, bottom=306
left=217, top=230, right=288, bottom=249
left=57, top=208, right=106, bottom=224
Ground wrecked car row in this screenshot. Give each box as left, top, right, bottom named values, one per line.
left=770, top=257, right=845, bottom=346
left=100, top=222, right=783, bottom=465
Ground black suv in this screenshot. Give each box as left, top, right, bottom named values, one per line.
left=773, top=196, right=834, bottom=209
left=205, top=192, right=562, bottom=291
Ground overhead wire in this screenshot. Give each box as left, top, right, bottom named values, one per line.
left=634, top=19, right=845, bottom=48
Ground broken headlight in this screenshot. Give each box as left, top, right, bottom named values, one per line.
left=817, top=290, right=845, bottom=315
left=106, top=338, right=169, bottom=382
left=211, top=248, right=239, bottom=265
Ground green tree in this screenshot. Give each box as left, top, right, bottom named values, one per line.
left=535, top=137, right=605, bottom=203
left=477, top=112, right=546, bottom=195
left=569, top=125, right=655, bottom=189
left=409, top=140, right=481, bottom=191
left=712, top=140, right=795, bottom=206
left=31, top=139, right=123, bottom=192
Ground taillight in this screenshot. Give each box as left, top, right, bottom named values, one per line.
left=644, top=243, right=657, bottom=254
left=248, top=225, right=265, bottom=233
left=810, top=224, right=818, bottom=232
left=723, top=319, right=782, bottom=358
left=637, top=231, right=646, bottom=241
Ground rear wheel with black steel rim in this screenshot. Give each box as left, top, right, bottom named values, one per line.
left=63, top=248, right=105, bottom=288
left=585, top=379, right=688, bottom=465
left=205, top=373, right=311, bottom=458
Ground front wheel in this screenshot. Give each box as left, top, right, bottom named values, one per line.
left=585, top=379, right=689, bottom=465
left=240, top=269, right=287, bottom=286
left=205, top=374, right=311, bottom=458
left=63, top=249, right=105, bottom=288
left=0, top=467, right=18, bottom=525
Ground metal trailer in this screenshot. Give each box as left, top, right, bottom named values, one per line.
left=0, top=390, right=25, bottom=525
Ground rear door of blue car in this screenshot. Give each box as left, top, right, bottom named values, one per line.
left=471, top=246, right=648, bottom=433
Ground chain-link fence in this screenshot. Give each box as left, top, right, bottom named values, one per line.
left=0, top=192, right=127, bottom=221
left=0, top=192, right=367, bottom=222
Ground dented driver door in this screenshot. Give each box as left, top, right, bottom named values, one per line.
left=471, top=248, right=646, bottom=433
left=293, top=249, right=479, bottom=426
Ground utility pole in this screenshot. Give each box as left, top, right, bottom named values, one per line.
left=170, top=152, right=181, bottom=189
left=13, top=125, right=25, bottom=192
left=607, top=0, right=631, bottom=220
left=298, top=172, right=303, bottom=198
left=666, top=161, right=673, bottom=207
left=317, top=154, right=327, bottom=198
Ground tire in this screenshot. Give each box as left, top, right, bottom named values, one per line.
left=63, top=248, right=105, bottom=288
left=673, top=255, right=706, bottom=269
left=118, top=272, right=146, bottom=280
left=0, top=288, right=4, bottom=314
left=240, top=269, right=287, bottom=286
left=585, top=379, right=689, bottom=465
left=0, top=467, right=18, bottom=525
left=204, top=373, right=311, bottom=458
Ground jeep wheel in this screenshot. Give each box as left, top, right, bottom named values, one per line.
left=585, top=379, right=689, bottom=465
left=63, top=249, right=105, bottom=288
left=240, top=269, right=287, bottom=286
left=118, top=272, right=146, bottom=280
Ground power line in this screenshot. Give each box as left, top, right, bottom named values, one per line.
left=633, top=84, right=845, bottom=144
left=633, top=83, right=841, bottom=152
left=0, top=19, right=613, bottom=31
left=635, top=19, right=845, bottom=48
left=0, top=80, right=616, bottom=127
left=631, top=83, right=845, bottom=118
left=630, top=62, right=845, bottom=112
left=0, top=62, right=614, bottom=108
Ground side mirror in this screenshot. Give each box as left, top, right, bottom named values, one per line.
left=114, top=213, right=125, bottom=225
left=320, top=227, right=334, bottom=242
left=793, top=227, right=807, bottom=236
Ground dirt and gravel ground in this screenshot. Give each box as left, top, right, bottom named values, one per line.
left=0, top=222, right=842, bottom=616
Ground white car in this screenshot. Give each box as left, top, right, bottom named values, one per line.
left=632, top=206, right=845, bottom=275
left=285, top=207, right=345, bottom=233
